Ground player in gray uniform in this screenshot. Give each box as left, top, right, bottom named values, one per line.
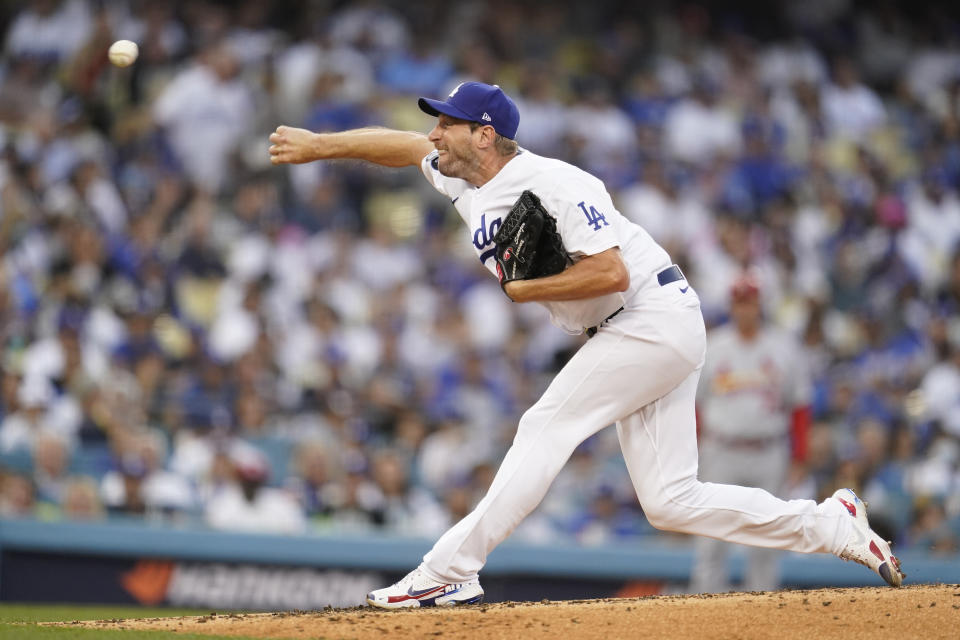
left=268, top=82, right=903, bottom=607
left=691, top=274, right=812, bottom=593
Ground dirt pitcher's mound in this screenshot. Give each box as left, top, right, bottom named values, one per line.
left=62, top=584, right=959, bottom=640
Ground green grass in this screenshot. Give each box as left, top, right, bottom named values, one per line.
left=0, top=604, right=257, bottom=640
left=0, top=604, right=213, bottom=623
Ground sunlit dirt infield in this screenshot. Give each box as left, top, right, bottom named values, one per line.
left=59, top=583, right=959, bottom=640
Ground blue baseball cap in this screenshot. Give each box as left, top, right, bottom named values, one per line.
left=419, top=82, right=520, bottom=140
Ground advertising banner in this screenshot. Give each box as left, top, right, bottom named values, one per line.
left=0, top=550, right=664, bottom=608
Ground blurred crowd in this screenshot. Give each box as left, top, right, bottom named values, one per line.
left=0, top=0, right=958, bottom=556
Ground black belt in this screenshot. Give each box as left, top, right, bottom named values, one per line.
left=586, top=307, right=623, bottom=338
left=585, top=265, right=685, bottom=338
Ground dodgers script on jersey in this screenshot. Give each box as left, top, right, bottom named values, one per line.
left=420, top=149, right=673, bottom=332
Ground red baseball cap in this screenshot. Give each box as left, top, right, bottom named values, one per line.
left=730, top=273, right=761, bottom=301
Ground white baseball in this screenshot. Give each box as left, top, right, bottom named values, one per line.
left=108, top=40, right=138, bottom=67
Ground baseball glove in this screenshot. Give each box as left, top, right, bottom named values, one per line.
left=493, top=190, right=569, bottom=296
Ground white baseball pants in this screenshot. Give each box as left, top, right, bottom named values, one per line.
left=420, top=280, right=852, bottom=584
left=691, top=438, right=790, bottom=592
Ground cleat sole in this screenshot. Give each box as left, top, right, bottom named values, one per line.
left=440, top=595, right=484, bottom=606
left=879, top=563, right=894, bottom=586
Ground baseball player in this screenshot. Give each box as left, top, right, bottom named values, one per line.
left=268, top=82, right=904, bottom=608
left=690, top=274, right=812, bottom=593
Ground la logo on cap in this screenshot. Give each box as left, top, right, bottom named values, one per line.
left=449, top=83, right=464, bottom=97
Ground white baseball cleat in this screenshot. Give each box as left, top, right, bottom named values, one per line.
left=832, top=488, right=904, bottom=587
left=366, top=568, right=484, bottom=609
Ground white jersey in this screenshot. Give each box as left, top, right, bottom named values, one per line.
left=697, top=325, right=812, bottom=439
left=420, top=149, right=673, bottom=333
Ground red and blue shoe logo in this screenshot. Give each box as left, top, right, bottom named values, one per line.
left=838, top=497, right=857, bottom=517
left=837, top=490, right=860, bottom=517
left=387, top=585, right=447, bottom=605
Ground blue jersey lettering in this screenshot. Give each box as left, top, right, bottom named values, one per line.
left=472, top=213, right=502, bottom=263
left=577, top=201, right=609, bottom=231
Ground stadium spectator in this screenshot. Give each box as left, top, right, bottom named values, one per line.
left=5, top=0, right=92, bottom=62
left=0, top=471, right=36, bottom=517
left=820, top=56, right=886, bottom=141
left=31, top=431, right=70, bottom=506
left=205, top=441, right=305, bottom=534
left=152, top=42, right=254, bottom=194
left=0, top=376, right=64, bottom=453
left=60, top=475, right=105, bottom=520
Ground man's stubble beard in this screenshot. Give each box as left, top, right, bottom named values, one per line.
left=438, top=145, right=481, bottom=181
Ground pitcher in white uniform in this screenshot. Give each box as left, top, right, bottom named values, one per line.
left=268, top=81, right=903, bottom=607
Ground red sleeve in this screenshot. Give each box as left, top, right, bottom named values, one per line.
left=790, top=406, right=811, bottom=462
